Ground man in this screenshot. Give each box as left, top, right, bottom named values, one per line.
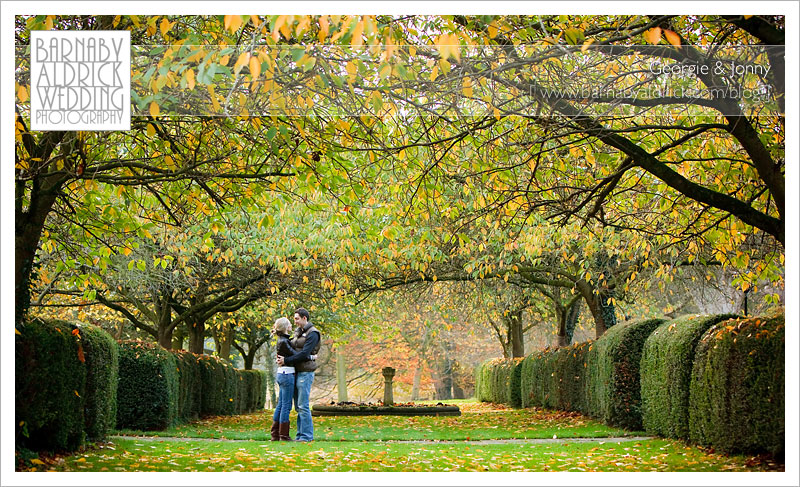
left=276, top=307, right=320, bottom=442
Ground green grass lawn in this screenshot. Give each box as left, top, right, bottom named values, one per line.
left=26, top=401, right=782, bottom=472
left=117, top=402, right=637, bottom=441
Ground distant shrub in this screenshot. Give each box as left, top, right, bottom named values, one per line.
left=79, top=325, right=119, bottom=441
left=689, top=313, right=784, bottom=457
left=585, top=318, right=664, bottom=430
left=15, top=320, right=86, bottom=451
left=640, top=314, right=736, bottom=439
left=116, top=341, right=179, bottom=431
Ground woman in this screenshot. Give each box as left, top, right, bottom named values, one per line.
left=270, top=317, right=296, bottom=441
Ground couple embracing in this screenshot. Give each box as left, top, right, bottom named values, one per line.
left=270, top=308, right=321, bottom=442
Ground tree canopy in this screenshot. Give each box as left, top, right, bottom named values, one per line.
left=15, top=14, right=784, bottom=357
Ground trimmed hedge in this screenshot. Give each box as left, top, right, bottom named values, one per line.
left=520, top=341, right=592, bottom=412
left=222, top=364, right=238, bottom=415
left=174, top=350, right=203, bottom=422
left=584, top=318, right=664, bottom=430
left=117, top=340, right=179, bottom=431
left=640, top=314, right=736, bottom=439
left=519, top=350, right=544, bottom=409
left=689, top=314, right=785, bottom=457
left=79, top=325, right=119, bottom=440
left=198, top=354, right=227, bottom=415
left=241, top=370, right=267, bottom=412
left=474, top=358, right=523, bottom=406
left=252, top=369, right=267, bottom=410
left=509, top=359, right=524, bottom=408
left=15, top=319, right=87, bottom=451
left=17, top=320, right=268, bottom=454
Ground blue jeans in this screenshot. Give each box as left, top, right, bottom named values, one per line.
left=293, top=371, right=315, bottom=441
left=273, top=372, right=295, bottom=423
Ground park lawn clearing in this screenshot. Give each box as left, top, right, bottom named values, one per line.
left=44, top=437, right=778, bottom=472
left=116, top=401, right=637, bottom=442
left=31, top=401, right=782, bottom=472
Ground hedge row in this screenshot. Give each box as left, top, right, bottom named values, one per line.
left=116, top=341, right=180, bottom=431
left=520, top=341, right=591, bottom=412
left=116, top=340, right=268, bottom=431
left=15, top=320, right=90, bottom=451
left=80, top=325, right=119, bottom=440
left=640, top=314, right=736, bottom=439
left=689, top=314, right=784, bottom=457
left=16, top=320, right=267, bottom=452
left=478, top=313, right=785, bottom=456
left=475, top=358, right=522, bottom=405
left=584, top=318, right=665, bottom=430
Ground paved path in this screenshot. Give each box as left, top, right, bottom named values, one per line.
left=110, top=435, right=653, bottom=445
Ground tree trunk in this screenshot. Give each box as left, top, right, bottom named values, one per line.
left=576, top=280, right=616, bottom=338
left=187, top=315, right=206, bottom=354
left=556, top=300, right=582, bottom=347
left=503, top=309, right=525, bottom=357
left=565, top=300, right=581, bottom=344
left=243, top=349, right=256, bottom=370
left=157, top=326, right=173, bottom=349
left=171, top=326, right=186, bottom=350
left=215, top=325, right=234, bottom=362
left=15, top=129, right=67, bottom=321
left=556, top=305, right=569, bottom=347
left=433, top=344, right=453, bottom=400
left=156, top=300, right=173, bottom=349
left=336, top=347, right=348, bottom=402
left=411, top=362, right=422, bottom=401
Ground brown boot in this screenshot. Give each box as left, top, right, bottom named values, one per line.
left=270, top=420, right=280, bottom=441
left=278, top=422, right=293, bottom=441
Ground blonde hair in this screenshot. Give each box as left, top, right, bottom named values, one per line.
left=274, top=317, right=292, bottom=334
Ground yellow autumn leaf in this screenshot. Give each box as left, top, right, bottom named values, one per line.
left=462, top=77, right=473, bottom=97
left=249, top=55, right=261, bottom=80
left=149, top=101, right=160, bottom=117
left=663, top=29, right=681, bottom=47
left=225, top=15, right=243, bottom=33
left=15, top=328, right=21, bottom=335
left=234, top=52, right=251, bottom=75
left=147, top=123, right=156, bottom=137
left=30, top=459, right=45, bottom=465
left=186, top=68, right=196, bottom=90
left=488, top=20, right=499, bottom=39
left=581, top=38, right=594, bottom=53
left=17, top=85, right=28, bottom=103
left=644, top=27, right=662, bottom=45
left=318, top=16, right=329, bottom=43
left=73, top=390, right=81, bottom=397
left=159, top=18, right=171, bottom=37
left=351, top=19, right=364, bottom=47
left=208, top=85, right=221, bottom=112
